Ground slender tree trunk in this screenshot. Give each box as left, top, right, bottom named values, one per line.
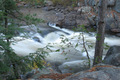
left=93, top=0, right=107, bottom=65
left=4, top=7, right=19, bottom=79
left=81, top=32, right=90, bottom=67
left=4, top=10, right=10, bottom=44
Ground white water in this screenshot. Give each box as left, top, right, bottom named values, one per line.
left=10, top=24, right=120, bottom=63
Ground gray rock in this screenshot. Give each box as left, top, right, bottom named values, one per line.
left=58, top=60, right=90, bottom=73
left=31, top=67, right=59, bottom=79
left=77, top=6, right=92, bottom=13
left=88, top=15, right=96, bottom=26
left=63, top=13, right=76, bottom=28
left=116, top=33, right=120, bottom=36
left=111, top=28, right=120, bottom=33
left=46, top=47, right=88, bottom=65
left=56, top=13, right=65, bottom=27
left=105, top=12, right=120, bottom=33
left=108, top=0, right=116, bottom=7
left=103, top=46, right=120, bottom=66
left=105, top=15, right=116, bottom=32
left=45, top=0, right=53, bottom=6
left=55, top=12, right=77, bottom=29
left=88, top=0, right=99, bottom=6
left=64, top=64, right=120, bottom=80
left=32, top=37, right=41, bottom=42
left=114, top=0, right=120, bottom=12
left=42, top=6, right=55, bottom=11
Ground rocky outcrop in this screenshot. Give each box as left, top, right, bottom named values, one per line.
left=58, top=60, right=90, bottom=73
left=113, top=0, right=120, bottom=13
left=55, top=6, right=96, bottom=30
left=64, top=64, right=120, bottom=80
left=103, top=46, right=120, bottom=66
left=87, top=0, right=120, bottom=34
left=55, top=0, right=120, bottom=34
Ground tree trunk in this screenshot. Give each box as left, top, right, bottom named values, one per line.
left=93, top=0, right=107, bottom=65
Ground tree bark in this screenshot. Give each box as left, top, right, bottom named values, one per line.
left=93, top=0, right=107, bottom=65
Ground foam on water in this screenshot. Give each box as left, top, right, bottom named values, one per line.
left=10, top=25, right=120, bottom=63
left=11, top=38, right=44, bottom=56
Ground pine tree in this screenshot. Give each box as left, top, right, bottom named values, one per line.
left=0, top=0, right=46, bottom=79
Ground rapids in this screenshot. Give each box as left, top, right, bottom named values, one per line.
left=10, top=24, right=120, bottom=64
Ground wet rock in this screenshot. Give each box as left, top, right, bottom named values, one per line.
left=32, top=37, right=41, bottom=42
left=103, top=46, right=120, bottom=66
left=64, top=64, right=120, bottom=80
left=58, top=60, right=90, bottom=73
left=116, top=33, right=120, bottom=36
left=55, top=13, right=65, bottom=27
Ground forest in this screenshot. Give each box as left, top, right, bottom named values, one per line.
left=0, top=0, right=120, bottom=80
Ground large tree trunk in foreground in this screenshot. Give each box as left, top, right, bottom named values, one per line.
left=93, top=0, right=107, bottom=65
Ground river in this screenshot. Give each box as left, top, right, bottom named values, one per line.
left=10, top=23, right=120, bottom=72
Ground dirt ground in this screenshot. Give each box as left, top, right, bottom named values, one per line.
left=20, top=7, right=57, bottom=23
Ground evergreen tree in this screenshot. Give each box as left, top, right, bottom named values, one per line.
left=0, top=0, right=46, bottom=79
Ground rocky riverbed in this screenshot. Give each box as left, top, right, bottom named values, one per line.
left=16, top=0, right=120, bottom=80
left=19, top=0, right=120, bottom=36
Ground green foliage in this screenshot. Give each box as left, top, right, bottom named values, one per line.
left=0, top=0, right=46, bottom=79
left=0, top=0, right=17, bottom=10
left=27, top=48, right=48, bottom=69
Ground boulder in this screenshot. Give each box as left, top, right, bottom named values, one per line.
left=58, top=60, right=90, bottom=73
left=24, top=67, right=59, bottom=79
left=64, top=64, right=120, bottom=80
left=55, top=13, right=65, bottom=27
left=107, top=0, right=116, bottom=7
left=32, top=37, right=41, bottom=42
left=103, top=46, right=120, bottom=66
left=55, top=12, right=76, bottom=29
left=63, top=13, right=77, bottom=29
left=87, top=14, right=96, bottom=26
left=113, top=0, right=120, bottom=12
left=116, top=33, right=120, bottom=36
left=105, top=13, right=117, bottom=32
left=105, top=10, right=120, bottom=33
